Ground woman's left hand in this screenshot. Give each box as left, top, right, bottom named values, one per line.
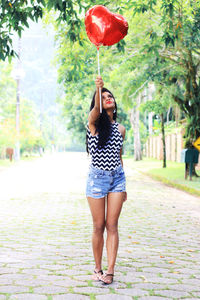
left=123, top=192, right=127, bottom=202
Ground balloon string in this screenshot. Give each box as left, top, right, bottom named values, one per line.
left=97, top=48, right=102, bottom=113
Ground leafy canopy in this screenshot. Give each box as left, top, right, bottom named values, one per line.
left=0, top=0, right=98, bottom=61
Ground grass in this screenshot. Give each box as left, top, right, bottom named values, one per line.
left=0, top=159, right=14, bottom=168
left=124, top=157, right=200, bottom=197
left=0, top=155, right=40, bottom=169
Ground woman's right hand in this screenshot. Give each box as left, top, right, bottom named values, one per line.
left=95, top=76, right=104, bottom=89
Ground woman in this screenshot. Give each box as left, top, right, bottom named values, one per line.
left=86, top=75, right=127, bottom=285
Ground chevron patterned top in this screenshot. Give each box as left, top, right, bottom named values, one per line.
left=87, top=122, right=123, bottom=171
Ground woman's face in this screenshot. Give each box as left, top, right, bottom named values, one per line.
left=102, top=91, right=115, bottom=110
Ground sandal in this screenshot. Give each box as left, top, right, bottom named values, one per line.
left=100, top=273, right=114, bottom=285
left=92, top=269, right=103, bottom=281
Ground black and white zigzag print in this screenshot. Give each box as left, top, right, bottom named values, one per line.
left=87, top=122, right=123, bottom=171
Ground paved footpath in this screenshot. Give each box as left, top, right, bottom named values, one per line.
left=0, top=152, right=200, bottom=300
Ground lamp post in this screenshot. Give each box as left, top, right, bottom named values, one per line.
left=12, top=38, right=25, bottom=161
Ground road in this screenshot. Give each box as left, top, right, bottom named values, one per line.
left=0, top=152, right=200, bottom=299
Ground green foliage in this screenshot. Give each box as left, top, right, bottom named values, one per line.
left=0, top=61, right=16, bottom=109
left=0, top=0, right=86, bottom=60
left=129, top=0, right=200, bottom=142
left=141, top=82, right=172, bottom=116
left=0, top=0, right=44, bottom=60
left=19, top=99, right=45, bottom=153
left=0, top=0, right=126, bottom=61
left=4, top=0, right=200, bottom=152
left=52, top=6, right=131, bottom=145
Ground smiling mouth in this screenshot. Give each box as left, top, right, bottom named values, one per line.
left=106, top=101, right=112, bottom=104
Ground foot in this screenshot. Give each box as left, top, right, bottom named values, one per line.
left=92, top=269, right=103, bottom=281
left=100, top=273, right=114, bottom=285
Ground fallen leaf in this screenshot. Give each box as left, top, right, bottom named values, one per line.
left=160, top=255, right=165, bottom=258
left=172, top=271, right=180, bottom=274
left=140, top=275, right=148, bottom=282
left=168, top=261, right=175, bottom=264
left=132, top=241, right=140, bottom=244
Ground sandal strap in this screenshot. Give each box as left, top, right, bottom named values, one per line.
left=94, top=269, right=103, bottom=275
left=100, top=273, right=114, bottom=284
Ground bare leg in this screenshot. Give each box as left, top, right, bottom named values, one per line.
left=87, top=196, right=106, bottom=272
left=104, top=192, right=124, bottom=282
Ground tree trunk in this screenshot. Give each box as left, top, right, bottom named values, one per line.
left=148, top=112, right=154, bottom=135
left=130, top=94, right=142, bottom=161
left=147, top=83, right=155, bottom=135
left=160, top=113, right=166, bottom=168
left=166, top=107, right=170, bottom=125
left=174, top=104, right=180, bottom=127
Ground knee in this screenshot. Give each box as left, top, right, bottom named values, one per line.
left=93, top=222, right=105, bottom=235
left=106, top=222, right=118, bottom=234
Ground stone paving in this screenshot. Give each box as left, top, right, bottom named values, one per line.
left=0, top=152, right=200, bottom=300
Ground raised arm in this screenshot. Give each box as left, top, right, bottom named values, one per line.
left=88, top=76, right=104, bottom=136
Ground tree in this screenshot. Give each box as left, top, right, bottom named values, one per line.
left=1, top=0, right=43, bottom=60
left=0, top=61, right=47, bottom=156
left=129, top=0, right=200, bottom=145
left=141, top=82, right=172, bottom=168
left=0, top=0, right=97, bottom=61
left=51, top=2, right=131, bottom=146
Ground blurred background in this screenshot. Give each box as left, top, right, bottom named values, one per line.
left=0, top=0, right=200, bottom=170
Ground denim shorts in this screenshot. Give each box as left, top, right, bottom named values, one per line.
left=86, top=165, right=126, bottom=199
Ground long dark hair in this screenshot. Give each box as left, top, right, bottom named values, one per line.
left=86, top=87, right=117, bottom=153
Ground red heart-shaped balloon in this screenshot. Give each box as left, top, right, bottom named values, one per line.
left=85, top=5, right=128, bottom=48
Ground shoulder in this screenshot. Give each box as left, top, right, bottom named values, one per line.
left=117, top=123, right=126, bottom=140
